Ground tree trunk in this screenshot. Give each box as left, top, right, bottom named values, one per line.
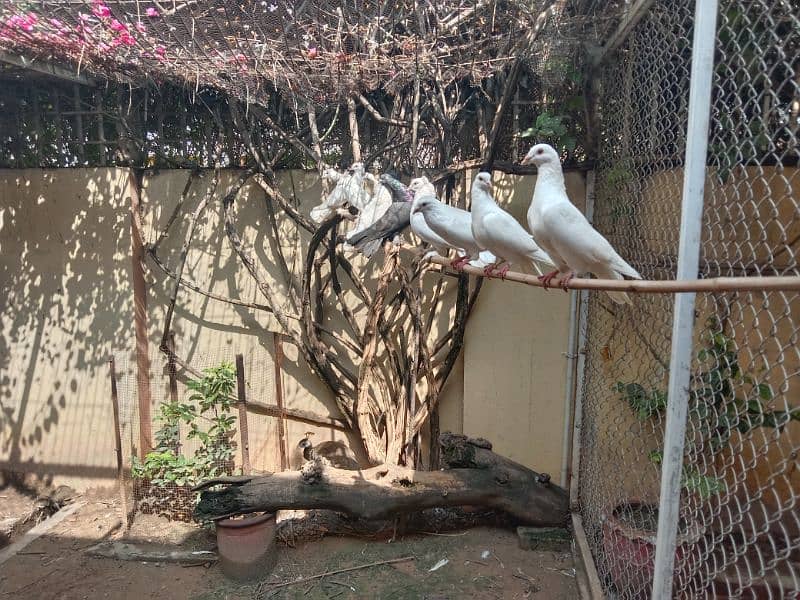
left=194, top=433, right=567, bottom=526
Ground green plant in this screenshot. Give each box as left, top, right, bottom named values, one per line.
left=132, top=361, right=238, bottom=488
left=520, top=62, right=585, bottom=159
left=521, top=111, right=580, bottom=157
left=615, top=317, right=799, bottom=500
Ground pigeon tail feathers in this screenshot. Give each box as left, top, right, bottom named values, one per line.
left=596, top=267, right=633, bottom=305
left=358, top=238, right=384, bottom=258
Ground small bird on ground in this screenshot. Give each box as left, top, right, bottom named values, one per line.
left=521, top=143, right=641, bottom=304
left=298, top=431, right=315, bottom=461
left=470, top=172, right=554, bottom=278
left=409, top=177, right=496, bottom=269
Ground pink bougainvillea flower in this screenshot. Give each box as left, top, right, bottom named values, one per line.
left=119, top=32, right=136, bottom=45
left=155, top=45, right=166, bottom=57
left=145, top=7, right=159, bottom=17
left=135, top=21, right=146, bottom=33
left=50, top=18, right=64, bottom=28
left=109, top=19, right=127, bottom=32
left=92, top=4, right=111, bottom=18
left=11, top=14, right=37, bottom=32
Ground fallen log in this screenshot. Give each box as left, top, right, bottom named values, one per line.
left=194, top=433, right=568, bottom=526
left=274, top=507, right=515, bottom=545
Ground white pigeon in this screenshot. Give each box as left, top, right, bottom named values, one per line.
left=407, top=177, right=453, bottom=260
left=470, top=172, right=555, bottom=278
left=349, top=174, right=392, bottom=236
left=310, top=163, right=371, bottom=224
left=410, top=177, right=497, bottom=270
left=521, top=143, right=642, bottom=304
left=310, top=167, right=344, bottom=222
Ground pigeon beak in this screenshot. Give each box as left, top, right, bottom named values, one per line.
left=520, top=155, right=533, bottom=166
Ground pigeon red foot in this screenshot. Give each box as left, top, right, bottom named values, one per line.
left=450, top=255, right=470, bottom=270
left=559, top=271, right=575, bottom=292
left=538, top=269, right=560, bottom=290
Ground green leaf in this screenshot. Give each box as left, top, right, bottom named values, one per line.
left=756, top=383, right=772, bottom=401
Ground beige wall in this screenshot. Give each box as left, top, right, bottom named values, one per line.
left=0, top=167, right=581, bottom=490
left=0, top=169, right=133, bottom=489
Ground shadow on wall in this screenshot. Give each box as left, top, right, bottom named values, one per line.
left=140, top=170, right=370, bottom=473
left=0, top=169, right=135, bottom=487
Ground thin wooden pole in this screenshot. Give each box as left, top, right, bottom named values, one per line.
left=128, top=170, right=153, bottom=455
left=94, top=89, right=106, bottom=166
left=273, top=333, right=288, bottom=471
left=235, top=353, right=252, bottom=475
left=73, top=83, right=85, bottom=164
left=167, top=332, right=178, bottom=404
left=423, top=255, right=800, bottom=293
left=31, top=85, right=42, bottom=165
left=109, top=357, right=130, bottom=528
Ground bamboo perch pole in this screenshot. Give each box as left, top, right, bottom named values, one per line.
left=423, top=255, right=800, bottom=293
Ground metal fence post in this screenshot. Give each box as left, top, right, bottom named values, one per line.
left=651, top=1, right=719, bottom=598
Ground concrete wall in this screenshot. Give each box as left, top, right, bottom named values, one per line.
left=0, top=169, right=133, bottom=488
left=0, top=168, right=583, bottom=489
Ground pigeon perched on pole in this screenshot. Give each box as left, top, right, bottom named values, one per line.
left=470, top=172, right=555, bottom=278
left=406, top=177, right=452, bottom=259
left=521, top=143, right=641, bottom=304
left=409, top=178, right=497, bottom=269
left=346, top=175, right=412, bottom=258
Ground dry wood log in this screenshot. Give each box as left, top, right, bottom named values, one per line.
left=194, top=433, right=568, bottom=526
left=274, top=507, right=514, bottom=545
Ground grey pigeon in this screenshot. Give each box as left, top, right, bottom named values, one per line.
left=347, top=174, right=412, bottom=258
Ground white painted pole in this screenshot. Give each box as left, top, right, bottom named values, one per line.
left=651, top=1, right=719, bottom=599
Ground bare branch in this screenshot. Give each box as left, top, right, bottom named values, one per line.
left=347, top=96, right=362, bottom=162
left=357, top=94, right=411, bottom=127
left=159, top=169, right=221, bottom=352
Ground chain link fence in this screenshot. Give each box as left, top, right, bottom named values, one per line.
left=113, top=342, right=277, bottom=522
left=575, top=0, right=800, bottom=598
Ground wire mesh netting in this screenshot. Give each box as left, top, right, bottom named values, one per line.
left=0, top=1, right=607, bottom=104
left=576, top=1, right=800, bottom=598
left=114, top=343, right=277, bottom=522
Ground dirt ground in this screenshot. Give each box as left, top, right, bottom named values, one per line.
left=0, top=488, right=577, bottom=600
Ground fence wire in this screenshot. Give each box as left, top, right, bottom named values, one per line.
left=114, top=343, right=277, bottom=522
left=577, top=1, right=800, bottom=598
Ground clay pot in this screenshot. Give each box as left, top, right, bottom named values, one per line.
left=216, top=512, right=277, bottom=581
left=600, top=500, right=702, bottom=599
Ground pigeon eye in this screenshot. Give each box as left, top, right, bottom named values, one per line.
left=536, top=148, right=544, bottom=155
